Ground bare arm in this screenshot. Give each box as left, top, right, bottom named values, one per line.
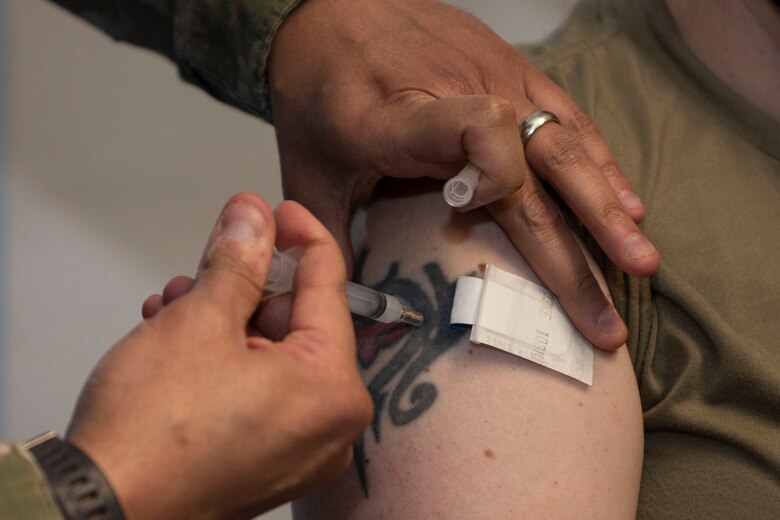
left=294, top=180, right=643, bottom=518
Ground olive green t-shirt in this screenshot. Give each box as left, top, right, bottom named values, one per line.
left=527, top=0, right=780, bottom=517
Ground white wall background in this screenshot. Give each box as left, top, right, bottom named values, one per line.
left=2, top=1, right=577, bottom=518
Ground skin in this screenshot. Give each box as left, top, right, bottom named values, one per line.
left=267, top=0, right=661, bottom=352
left=294, top=182, right=643, bottom=519
left=66, top=194, right=373, bottom=519
left=134, top=1, right=777, bottom=517
left=294, top=2, right=780, bottom=514
left=148, top=185, right=643, bottom=518
left=38, top=2, right=778, bottom=518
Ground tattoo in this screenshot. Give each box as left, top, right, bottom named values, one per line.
left=352, top=248, right=468, bottom=496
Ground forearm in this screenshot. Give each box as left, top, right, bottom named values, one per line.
left=295, top=180, right=644, bottom=518
left=47, top=0, right=304, bottom=121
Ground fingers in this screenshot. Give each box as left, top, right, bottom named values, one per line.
left=564, top=110, right=646, bottom=223
left=271, top=201, right=354, bottom=360
left=521, top=67, right=647, bottom=222
left=488, top=175, right=628, bottom=351
left=512, top=71, right=659, bottom=277
left=142, top=294, right=163, bottom=319
left=141, top=276, right=196, bottom=320
left=521, top=121, right=659, bottom=277
left=162, top=276, right=195, bottom=305
left=192, top=193, right=276, bottom=328
left=253, top=294, right=293, bottom=341
left=391, top=95, right=526, bottom=207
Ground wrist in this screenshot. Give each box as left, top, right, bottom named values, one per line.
left=64, top=431, right=226, bottom=520
left=24, top=432, right=126, bottom=520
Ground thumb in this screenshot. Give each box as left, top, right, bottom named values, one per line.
left=193, top=193, right=276, bottom=327
left=392, top=94, right=527, bottom=209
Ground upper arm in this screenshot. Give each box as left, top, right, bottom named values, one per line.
left=294, top=181, right=643, bottom=519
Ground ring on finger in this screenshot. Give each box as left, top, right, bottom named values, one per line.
left=520, top=110, right=561, bottom=146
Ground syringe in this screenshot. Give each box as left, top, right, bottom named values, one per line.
left=264, top=249, right=424, bottom=326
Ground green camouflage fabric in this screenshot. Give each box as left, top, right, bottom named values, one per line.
left=49, top=0, right=305, bottom=122
left=0, top=443, right=62, bottom=519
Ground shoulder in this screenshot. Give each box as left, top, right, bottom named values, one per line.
left=523, top=0, right=622, bottom=69
left=520, top=0, right=648, bottom=115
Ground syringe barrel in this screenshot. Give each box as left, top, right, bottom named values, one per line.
left=265, top=250, right=409, bottom=324
left=346, top=282, right=402, bottom=323
left=345, top=281, right=385, bottom=318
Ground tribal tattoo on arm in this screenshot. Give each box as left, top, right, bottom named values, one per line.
left=352, top=248, right=469, bottom=496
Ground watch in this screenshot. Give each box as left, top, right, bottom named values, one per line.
left=24, top=432, right=126, bottom=520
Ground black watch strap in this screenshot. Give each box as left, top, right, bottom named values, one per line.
left=24, top=432, right=127, bottom=520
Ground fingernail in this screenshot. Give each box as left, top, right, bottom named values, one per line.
left=220, top=202, right=265, bottom=241
left=624, top=233, right=655, bottom=260
left=618, top=190, right=643, bottom=212
left=598, top=305, right=623, bottom=336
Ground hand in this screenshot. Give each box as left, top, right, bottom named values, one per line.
left=267, top=0, right=659, bottom=350
left=66, top=193, right=372, bottom=519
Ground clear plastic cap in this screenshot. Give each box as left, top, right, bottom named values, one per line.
left=443, top=163, right=481, bottom=207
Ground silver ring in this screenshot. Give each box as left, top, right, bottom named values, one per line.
left=520, top=110, right=561, bottom=146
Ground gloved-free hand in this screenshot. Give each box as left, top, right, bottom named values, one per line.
left=67, top=193, right=372, bottom=519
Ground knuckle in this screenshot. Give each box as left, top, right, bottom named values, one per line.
left=519, top=192, right=560, bottom=235
left=439, top=68, right=477, bottom=98
left=292, top=328, right=337, bottom=355
left=601, top=160, right=623, bottom=182
left=599, top=201, right=629, bottom=226
left=569, top=110, right=599, bottom=138
left=543, top=134, right=588, bottom=171
left=573, top=269, right=602, bottom=304
left=290, top=333, right=372, bottom=434
left=203, top=251, right=266, bottom=295
left=324, top=449, right=354, bottom=481
left=478, top=96, right=516, bottom=126
left=347, top=389, right=374, bottom=434
left=325, top=384, right=373, bottom=436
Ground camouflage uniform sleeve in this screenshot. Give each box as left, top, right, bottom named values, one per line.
left=0, top=442, right=63, bottom=520
left=47, top=0, right=305, bottom=122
